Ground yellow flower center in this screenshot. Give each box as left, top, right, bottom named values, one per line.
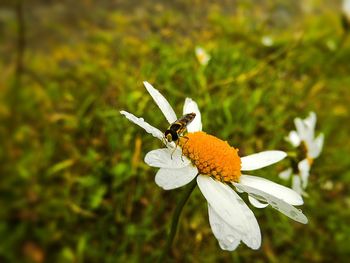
left=302, top=142, right=314, bottom=166
left=179, top=131, right=241, bottom=182
left=307, top=157, right=314, bottom=166
left=198, top=54, right=206, bottom=64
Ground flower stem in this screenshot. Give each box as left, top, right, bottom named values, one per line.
left=157, top=178, right=197, bottom=262
left=286, top=151, right=297, bottom=158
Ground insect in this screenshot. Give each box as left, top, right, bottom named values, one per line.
left=164, top=112, right=196, bottom=158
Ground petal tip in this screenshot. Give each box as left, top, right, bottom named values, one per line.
left=280, top=151, right=288, bottom=159
left=143, top=81, right=155, bottom=92
left=143, top=80, right=151, bottom=86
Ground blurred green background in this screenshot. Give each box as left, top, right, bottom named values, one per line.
left=1, top=0, right=350, bottom=262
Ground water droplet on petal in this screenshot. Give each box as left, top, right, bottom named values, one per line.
left=227, top=235, right=236, bottom=243
left=221, top=243, right=229, bottom=250
left=250, top=193, right=267, bottom=202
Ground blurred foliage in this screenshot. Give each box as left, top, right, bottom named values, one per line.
left=0, top=0, right=350, bottom=262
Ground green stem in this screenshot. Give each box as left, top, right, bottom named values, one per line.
left=286, top=151, right=297, bottom=158
left=157, top=178, right=197, bottom=262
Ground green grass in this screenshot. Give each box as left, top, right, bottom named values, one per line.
left=1, top=1, right=350, bottom=262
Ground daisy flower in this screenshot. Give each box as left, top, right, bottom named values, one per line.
left=120, top=82, right=307, bottom=251
left=343, top=0, right=350, bottom=24
left=280, top=112, right=324, bottom=195
left=261, top=36, right=274, bottom=47
left=195, top=46, right=211, bottom=66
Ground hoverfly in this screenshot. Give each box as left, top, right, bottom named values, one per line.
left=164, top=112, right=196, bottom=157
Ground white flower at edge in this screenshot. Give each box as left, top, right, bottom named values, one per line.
left=343, top=0, right=350, bottom=23
left=120, top=81, right=307, bottom=251
left=195, top=46, right=211, bottom=66
left=261, top=36, right=274, bottom=47
left=286, top=112, right=324, bottom=159
left=280, top=112, right=324, bottom=195
left=279, top=160, right=311, bottom=196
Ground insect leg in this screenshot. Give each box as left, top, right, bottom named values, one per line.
left=162, top=136, right=167, bottom=146
left=170, top=140, right=179, bottom=160
left=179, top=136, right=190, bottom=162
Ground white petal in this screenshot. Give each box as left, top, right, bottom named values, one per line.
left=343, top=0, right=350, bottom=20
left=304, top=112, right=316, bottom=129
left=278, top=168, right=292, bottom=180
left=304, top=133, right=315, bottom=151
left=197, top=175, right=261, bottom=249
left=294, top=118, right=307, bottom=141
left=240, top=151, right=287, bottom=171
left=298, top=159, right=310, bottom=189
left=234, top=182, right=308, bottom=224
left=296, top=112, right=317, bottom=145
left=195, top=46, right=211, bottom=66
left=315, top=133, right=324, bottom=154
left=239, top=174, right=303, bottom=206
left=308, top=133, right=324, bottom=158
left=292, top=175, right=303, bottom=195
left=155, top=166, right=198, bottom=190
left=143, top=81, right=177, bottom=124
left=286, top=131, right=301, bottom=147
left=145, top=148, right=190, bottom=168
left=248, top=196, right=269, bottom=208
left=120, top=110, right=164, bottom=140
left=208, top=204, right=241, bottom=251
left=183, top=98, right=202, bottom=132
left=298, top=158, right=310, bottom=172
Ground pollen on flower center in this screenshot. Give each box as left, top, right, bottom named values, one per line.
left=179, top=131, right=241, bottom=182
